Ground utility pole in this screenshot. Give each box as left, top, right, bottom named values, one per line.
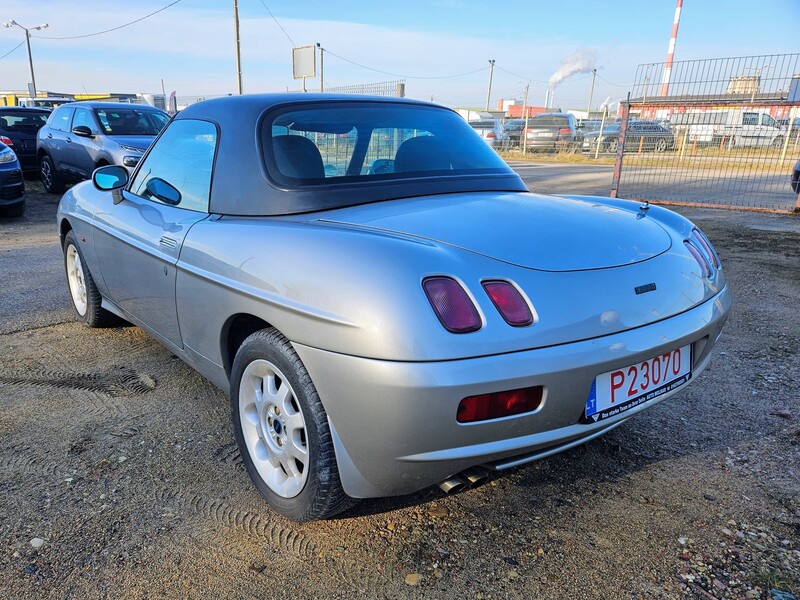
left=587, top=68, right=597, bottom=118
left=3, top=20, right=48, bottom=98
left=317, top=43, right=324, bottom=92
left=522, top=82, right=530, bottom=154
left=233, top=0, right=243, bottom=94
left=485, top=59, right=495, bottom=111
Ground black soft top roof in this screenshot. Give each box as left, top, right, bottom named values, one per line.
left=174, top=94, right=527, bottom=216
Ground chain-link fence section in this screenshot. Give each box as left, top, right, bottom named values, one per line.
left=610, top=54, right=800, bottom=212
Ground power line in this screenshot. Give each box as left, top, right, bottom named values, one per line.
left=257, top=0, right=296, bottom=47
left=33, top=0, right=181, bottom=40
left=324, top=49, right=488, bottom=80
left=596, top=73, right=632, bottom=87
left=0, top=40, right=24, bottom=61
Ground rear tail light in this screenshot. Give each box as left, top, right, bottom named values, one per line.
left=458, top=386, right=544, bottom=423
left=684, top=240, right=711, bottom=277
left=0, top=135, right=12, bottom=146
left=486, top=132, right=496, bottom=139
left=422, top=277, right=481, bottom=333
left=482, top=281, right=534, bottom=326
left=691, top=229, right=720, bottom=269
left=558, top=127, right=571, bottom=135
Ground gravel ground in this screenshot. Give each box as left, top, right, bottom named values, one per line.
left=1, top=181, right=798, bottom=599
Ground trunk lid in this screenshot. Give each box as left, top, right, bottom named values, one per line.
left=319, top=192, right=671, bottom=271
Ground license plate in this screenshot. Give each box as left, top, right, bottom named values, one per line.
left=537, top=132, right=553, bottom=137
left=583, top=345, right=692, bottom=423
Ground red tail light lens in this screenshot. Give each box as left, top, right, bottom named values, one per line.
left=458, top=386, right=544, bottom=423
left=0, top=136, right=13, bottom=146
left=685, top=241, right=711, bottom=277
left=486, top=132, right=496, bottom=139
left=482, top=281, right=533, bottom=326
left=423, top=277, right=481, bottom=333
left=691, top=229, right=720, bottom=269
left=558, top=127, right=571, bottom=135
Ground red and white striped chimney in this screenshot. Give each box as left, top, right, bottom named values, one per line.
left=659, top=0, right=683, bottom=96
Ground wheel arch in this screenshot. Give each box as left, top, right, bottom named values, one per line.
left=58, top=217, right=73, bottom=248
left=221, top=313, right=273, bottom=380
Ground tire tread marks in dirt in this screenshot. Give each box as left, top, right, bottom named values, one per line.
left=0, top=367, right=156, bottom=397
left=155, top=489, right=315, bottom=558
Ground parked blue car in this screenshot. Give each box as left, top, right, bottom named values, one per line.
left=0, top=141, right=24, bottom=217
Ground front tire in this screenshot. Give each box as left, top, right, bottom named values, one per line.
left=41, top=155, right=65, bottom=194
left=230, top=328, right=354, bottom=522
left=63, top=231, right=116, bottom=327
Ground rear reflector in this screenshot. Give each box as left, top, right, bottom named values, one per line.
left=482, top=280, right=533, bottom=326
left=458, top=386, right=544, bottom=423
left=422, top=277, right=481, bottom=333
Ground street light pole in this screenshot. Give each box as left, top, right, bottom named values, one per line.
left=3, top=19, right=49, bottom=98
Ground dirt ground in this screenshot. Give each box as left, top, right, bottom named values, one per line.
left=1, top=181, right=799, bottom=599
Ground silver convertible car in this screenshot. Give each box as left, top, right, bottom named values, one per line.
left=57, top=94, right=731, bottom=521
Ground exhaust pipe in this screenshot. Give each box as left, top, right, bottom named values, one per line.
left=438, top=475, right=468, bottom=495
left=461, top=466, right=489, bottom=488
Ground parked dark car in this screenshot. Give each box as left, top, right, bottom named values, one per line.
left=520, top=113, right=582, bottom=152
left=791, top=158, right=800, bottom=193
left=0, top=107, right=50, bottom=174
left=0, top=141, right=25, bottom=217
left=502, top=118, right=528, bottom=147
left=582, top=120, right=674, bottom=153
left=37, top=101, right=170, bottom=193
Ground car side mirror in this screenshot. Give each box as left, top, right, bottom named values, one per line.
left=145, top=177, right=181, bottom=206
left=369, top=159, right=395, bottom=175
left=72, top=125, right=94, bottom=138
left=93, top=165, right=129, bottom=205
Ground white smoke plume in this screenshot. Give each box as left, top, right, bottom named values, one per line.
left=548, top=49, right=597, bottom=88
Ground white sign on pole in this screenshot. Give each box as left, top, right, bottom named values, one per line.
left=292, top=46, right=316, bottom=79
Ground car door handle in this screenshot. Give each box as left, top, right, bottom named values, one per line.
left=47, top=133, right=53, bottom=139
left=66, top=137, right=72, bottom=143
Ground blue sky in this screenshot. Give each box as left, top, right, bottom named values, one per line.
left=1, top=0, right=798, bottom=109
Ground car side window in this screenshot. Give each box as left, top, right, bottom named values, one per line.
left=49, top=107, right=74, bottom=132
left=761, top=114, right=775, bottom=127
left=72, top=108, right=97, bottom=133
left=129, top=119, right=216, bottom=213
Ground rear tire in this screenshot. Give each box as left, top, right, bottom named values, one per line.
left=41, top=155, right=65, bottom=194
left=230, top=328, right=355, bottom=522
left=63, top=230, right=116, bottom=327
left=654, top=138, right=668, bottom=153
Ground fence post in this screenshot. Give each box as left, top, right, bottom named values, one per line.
left=610, top=93, right=631, bottom=198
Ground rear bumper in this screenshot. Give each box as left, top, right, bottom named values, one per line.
left=294, top=286, right=731, bottom=498
left=0, top=167, right=25, bottom=206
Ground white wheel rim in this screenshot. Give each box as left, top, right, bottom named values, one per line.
left=239, top=359, right=309, bottom=498
left=66, top=244, right=88, bottom=316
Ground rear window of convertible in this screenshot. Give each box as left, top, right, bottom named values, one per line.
left=260, top=102, right=512, bottom=187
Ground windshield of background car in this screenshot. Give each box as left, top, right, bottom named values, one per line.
left=262, top=103, right=511, bottom=186
left=93, top=108, right=169, bottom=136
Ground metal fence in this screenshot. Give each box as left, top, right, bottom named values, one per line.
left=610, top=53, right=800, bottom=213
